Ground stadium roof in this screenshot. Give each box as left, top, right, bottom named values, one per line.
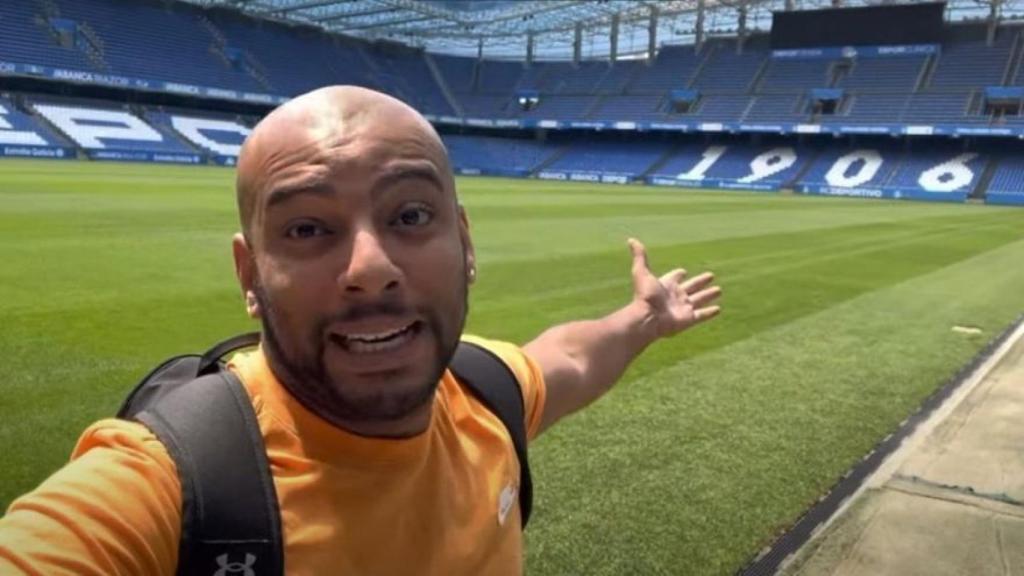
left=176, top=0, right=1020, bottom=59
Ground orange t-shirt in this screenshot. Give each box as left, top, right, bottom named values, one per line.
left=0, top=336, right=546, bottom=576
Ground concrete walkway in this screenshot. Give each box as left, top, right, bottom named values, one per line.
left=782, top=322, right=1024, bottom=576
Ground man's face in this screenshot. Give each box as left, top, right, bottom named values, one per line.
left=235, top=97, right=473, bottom=431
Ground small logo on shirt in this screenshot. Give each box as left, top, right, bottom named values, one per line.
left=214, top=553, right=256, bottom=576
left=498, top=483, right=517, bottom=526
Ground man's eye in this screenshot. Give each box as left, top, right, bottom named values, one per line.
left=394, top=206, right=433, bottom=227
left=285, top=222, right=330, bottom=239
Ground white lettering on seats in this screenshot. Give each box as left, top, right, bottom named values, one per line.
left=0, top=105, right=48, bottom=146
left=738, top=147, right=797, bottom=183
left=170, top=116, right=250, bottom=157
left=918, top=153, right=979, bottom=193
left=825, top=150, right=883, bottom=188
left=34, top=105, right=163, bottom=149
left=677, top=146, right=727, bottom=181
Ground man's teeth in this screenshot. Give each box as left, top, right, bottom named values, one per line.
left=346, top=325, right=408, bottom=343
left=341, top=323, right=416, bottom=353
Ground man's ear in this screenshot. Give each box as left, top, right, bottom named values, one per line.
left=457, top=205, right=476, bottom=284
left=232, top=233, right=261, bottom=318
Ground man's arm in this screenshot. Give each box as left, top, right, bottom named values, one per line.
left=524, top=239, right=721, bottom=435
left=0, top=420, right=181, bottom=576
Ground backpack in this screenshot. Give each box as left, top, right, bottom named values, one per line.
left=117, top=332, right=532, bottom=576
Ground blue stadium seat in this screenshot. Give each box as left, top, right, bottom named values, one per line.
left=650, top=143, right=809, bottom=189
left=796, top=145, right=902, bottom=190
left=885, top=149, right=985, bottom=193
left=929, top=31, right=1015, bottom=90
left=695, top=95, right=753, bottom=123
left=0, top=96, right=72, bottom=147
left=146, top=109, right=250, bottom=158
left=477, top=60, right=525, bottom=95
left=690, top=43, right=765, bottom=93
left=757, top=59, right=834, bottom=94
left=0, top=2, right=95, bottom=72
left=628, top=45, right=703, bottom=94
left=433, top=54, right=476, bottom=93
left=985, top=157, right=1024, bottom=196
left=520, top=95, right=598, bottom=120
left=901, top=92, right=984, bottom=125
left=545, top=141, right=668, bottom=177
left=442, top=135, right=557, bottom=176
left=29, top=95, right=199, bottom=159
left=743, top=94, right=807, bottom=124
left=0, top=0, right=1016, bottom=135
left=590, top=95, right=664, bottom=122
left=822, top=93, right=910, bottom=125
left=837, top=56, right=926, bottom=92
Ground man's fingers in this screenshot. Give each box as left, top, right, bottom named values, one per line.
left=693, top=306, right=721, bottom=323
left=660, top=268, right=687, bottom=286
left=688, top=286, right=722, bottom=308
left=680, top=272, right=715, bottom=294
left=628, top=238, right=649, bottom=278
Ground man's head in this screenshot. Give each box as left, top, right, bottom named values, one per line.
left=232, top=86, right=475, bottom=437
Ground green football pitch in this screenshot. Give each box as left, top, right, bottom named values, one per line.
left=2, top=159, right=1023, bottom=574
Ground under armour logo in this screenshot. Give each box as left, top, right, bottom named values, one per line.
left=214, top=553, right=257, bottom=576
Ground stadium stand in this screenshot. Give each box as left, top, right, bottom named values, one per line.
left=433, top=54, right=476, bottom=94
left=627, top=46, right=703, bottom=94
left=648, top=143, right=811, bottom=191
left=592, top=95, right=665, bottom=123
left=0, top=1, right=95, bottom=73
left=743, top=94, right=807, bottom=124
left=542, top=140, right=669, bottom=179
left=985, top=156, right=1024, bottom=206
left=50, top=0, right=265, bottom=92
left=756, top=59, right=834, bottom=93
left=520, top=95, right=598, bottom=121
left=29, top=96, right=202, bottom=162
left=901, top=92, right=980, bottom=124
left=144, top=109, right=251, bottom=162
left=443, top=134, right=558, bottom=177
left=596, top=61, right=642, bottom=94
left=822, top=93, right=910, bottom=125
left=927, top=31, right=1016, bottom=90
left=694, top=95, right=755, bottom=123
left=0, top=0, right=1021, bottom=206
left=690, top=42, right=766, bottom=93
left=884, top=149, right=986, bottom=194
left=0, top=96, right=72, bottom=149
left=836, top=55, right=927, bottom=92
left=795, top=145, right=903, bottom=194
left=477, top=60, right=525, bottom=95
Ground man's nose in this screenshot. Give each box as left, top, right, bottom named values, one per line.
left=341, top=228, right=401, bottom=296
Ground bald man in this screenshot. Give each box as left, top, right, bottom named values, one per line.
left=0, top=86, right=720, bottom=575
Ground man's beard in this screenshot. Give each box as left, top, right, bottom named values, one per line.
left=252, top=280, right=467, bottom=428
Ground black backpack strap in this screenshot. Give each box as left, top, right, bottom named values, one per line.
left=450, top=341, right=534, bottom=529
left=136, top=370, right=284, bottom=576
left=197, top=332, right=261, bottom=376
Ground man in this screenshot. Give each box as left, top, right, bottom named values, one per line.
left=0, top=86, right=720, bottom=575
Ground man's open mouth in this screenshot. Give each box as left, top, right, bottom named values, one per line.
left=330, top=321, right=422, bottom=354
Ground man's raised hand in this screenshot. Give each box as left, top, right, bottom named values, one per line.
left=628, top=238, right=721, bottom=339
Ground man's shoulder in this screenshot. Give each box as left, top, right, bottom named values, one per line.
left=73, top=417, right=171, bottom=458
left=459, top=335, right=536, bottom=384
left=458, top=335, right=547, bottom=441
left=460, top=334, right=523, bottom=362
left=69, top=417, right=179, bottom=481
